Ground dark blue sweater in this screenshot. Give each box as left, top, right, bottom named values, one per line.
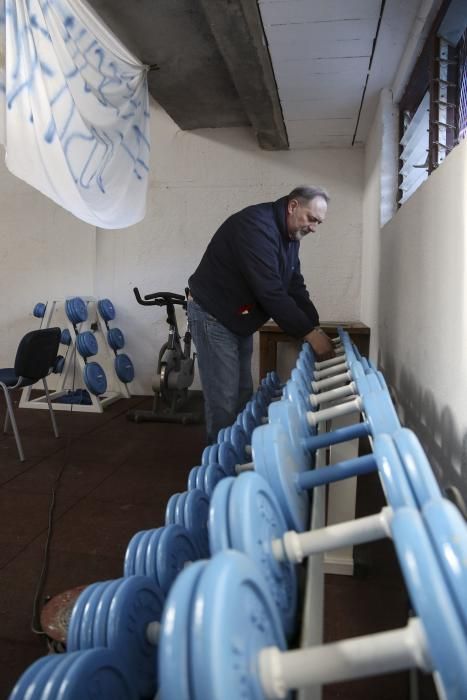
left=188, top=197, right=320, bottom=337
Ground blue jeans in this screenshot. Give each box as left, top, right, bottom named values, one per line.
left=187, top=300, right=253, bottom=443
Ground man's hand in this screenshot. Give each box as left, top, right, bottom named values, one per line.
left=304, top=327, right=336, bottom=361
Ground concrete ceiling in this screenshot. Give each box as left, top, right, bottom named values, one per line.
left=87, top=0, right=431, bottom=150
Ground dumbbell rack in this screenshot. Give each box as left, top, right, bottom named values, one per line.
left=20, top=298, right=131, bottom=413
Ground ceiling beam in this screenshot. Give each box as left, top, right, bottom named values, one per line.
left=198, top=0, right=289, bottom=150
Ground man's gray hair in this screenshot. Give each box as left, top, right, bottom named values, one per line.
left=287, top=186, right=330, bottom=205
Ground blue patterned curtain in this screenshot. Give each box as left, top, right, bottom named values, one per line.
left=0, top=0, right=150, bottom=228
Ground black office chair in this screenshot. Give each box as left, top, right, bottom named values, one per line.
left=0, top=327, right=61, bottom=461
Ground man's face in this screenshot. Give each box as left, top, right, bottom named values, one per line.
left=286, top=196, right=328, bottom=241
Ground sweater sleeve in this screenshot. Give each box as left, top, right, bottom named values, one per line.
left=288, top=258, right=320, bottom=327
left=232, top=217, right=317, bottom=337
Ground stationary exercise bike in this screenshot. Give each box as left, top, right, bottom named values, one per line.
left=127, top=287, right=202, bottom=424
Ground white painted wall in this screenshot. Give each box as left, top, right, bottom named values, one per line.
left=96, top=100, right=364, bottom=394
left=362, top=109, right=467, bottom=502
left=0, top=148, right=96, bottom=366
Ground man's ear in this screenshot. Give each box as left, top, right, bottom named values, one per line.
left=287, top=198, right=299, bottom=214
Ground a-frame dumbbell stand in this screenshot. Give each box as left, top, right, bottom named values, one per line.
left=20, top=297, right=131, bottom=413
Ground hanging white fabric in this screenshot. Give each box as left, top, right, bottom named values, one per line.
left=0, top=0, right=150, bottom=229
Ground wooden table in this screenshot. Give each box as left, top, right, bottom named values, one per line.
left=259, top=321, right=370, bottom=379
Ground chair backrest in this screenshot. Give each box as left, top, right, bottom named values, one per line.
left=14, top=327, right=61, bottom=380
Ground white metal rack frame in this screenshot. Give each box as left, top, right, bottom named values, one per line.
left=20, top=297, right=131, bottom=413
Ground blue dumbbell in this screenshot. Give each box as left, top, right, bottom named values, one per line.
left=422, top=498, right=467, bottom=633
left=159, top=527, right=467, bottom=700
left=67, top=576, right=165, bottom=698
left=209, top=430, right=446, bottom=633
left=187, top=462, right=229, bottom=497
left=123, top=523, right=199, bottom=594
left=250, top=405, right=401, bottom=532
left=8, top=648, right=137, bottom=700
left=208, top=441, right=416, bottom=636
left=272, top=377, right=400, bottom=472
left=165, top=488, right=210, bottom=557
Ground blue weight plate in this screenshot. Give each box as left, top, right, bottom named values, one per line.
left=354, top=372, right=372, bottom=396
left=83, top=362, right=107, bottom=396
left=392, top=429, right=442, bottom=507
left=184, top=489, right=210, bottom=557
left=292, top=364, right=310, bottom=393
left=33, top=302, right=47, bottom=319
left=254, top=389, right=268, bottom=414
left=187, top=465, right=200, bottom=491
left=115, top=354, right=135, bottom=383
left=259, top=380, right=273, bottom=402
left=374, top=370, right=389, bottom=391
left=8, top=654, right=63, bottom=700
left=23, top=651, right=78, bottom=700
left=60, top=328, right=71, bottom=346
left=201, top=444, right=213, bottom=466
left=107, top=575, right=165, bottom=699
left=216, top=427, right=227, bottom=443
left=143, top=528, right=165, bottom=584
left=67, top=583, right=100, bottom=652
left=195, top=465, right=208, bottom=493
left=91, top=579, right=122, bottom=649
left=208, top=477, right=236, bottom=554
left=174, top=492, right=189, bottom=527
left=107, top=327, right=125, bottom=351
left=134, top=530, right=156, bottom=578
left=54, top=356, right=65, bottom=374
left=268, top=400, right=305, bottom=452
left=372, top=435, right=416, bottom=509
left=284, top=380, right=311, bottom=435
left=239, top=407, right=257, bottom=441
left=365, top=371, right=384, bottom=394
left=230, top=423, right=248, bottom=461
left=158, top=561, right=207, bottom=700
left=190, top=550, right=287, bottom=700
left=124, top=529, right=148, bottom=577
left=77, top=331, right=98, bottom=358
left=250, top=396, right=265, bottom=425
left=97, top=298, right=116, bottom=322
left=289, top=369, right=313, bottom=411
left=391, top=508, right=467, bottom=698
left=157, top=524, right=199, bottom=594
left=165, top=493, right=181, bottom=525
left=423, top=498, right=467, bottom=632
left=66, top=297, right=88, bottom=325
left=204, top=462, right=228, bottom=498
left=77, top=581, right=114, bottom=650
left=268, top=370, right=281, bottom=388
left=217, top=441, right=239, bottom=476
left=56, top=648, right=137, bottom=700
left=206, top=443, right=220, bottom=465
left=229, top=472, right=298, bottom=638
left=362, top=391, right=400, bottom=436
left=252, top=422, right=310, bottom=532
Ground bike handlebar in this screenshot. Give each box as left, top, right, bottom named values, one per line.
left=133, top=287, right=187, bottom=308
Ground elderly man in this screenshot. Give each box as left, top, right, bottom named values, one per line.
left=188, top=185, right=335, bottom=443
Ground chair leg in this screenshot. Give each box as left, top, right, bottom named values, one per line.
left=3, top=407, right=9, bottom=433
left=42, top=378, right=59, bottom=438
left=0, top=383, right=25, bottom=462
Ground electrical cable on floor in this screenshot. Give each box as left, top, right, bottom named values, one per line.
left=30, top=347, right=77, bottom=637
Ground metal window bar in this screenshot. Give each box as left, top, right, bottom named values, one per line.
left=398, top=92, right=429, bottom=205
left=458, top=27, right=467, bottom=142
